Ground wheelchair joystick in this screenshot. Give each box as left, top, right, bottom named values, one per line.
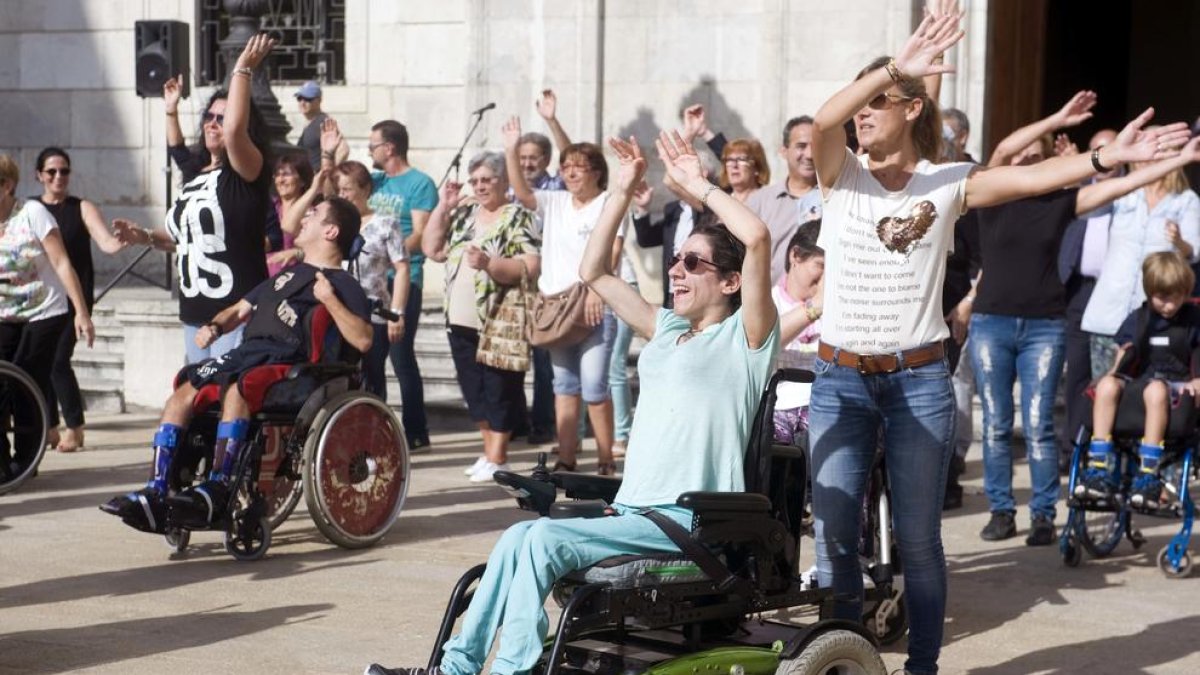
left=531, top=452, right=550, bottom=482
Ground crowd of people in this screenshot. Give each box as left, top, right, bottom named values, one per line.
left=3, top=5, right=1200, bottom=674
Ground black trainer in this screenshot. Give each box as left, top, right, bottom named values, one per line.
left=168, top=479, right=230, bottom=528
left=100, top=487, right=168, bottom=534
left=980, top=511, right=1017, bottom=541
left=1025, top=515, right=1055, bottom=546
left=364, top=665, right=441, bottom=675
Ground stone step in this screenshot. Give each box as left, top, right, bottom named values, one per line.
left=70, top=351, right=125, bottom=381
left=78, top=377, right=125, bottom=414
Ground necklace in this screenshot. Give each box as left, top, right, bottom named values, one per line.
left=676, top=326, right=702, bottom=345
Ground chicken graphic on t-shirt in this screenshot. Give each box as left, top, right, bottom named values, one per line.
left=876, top=200, right=936, bottom=255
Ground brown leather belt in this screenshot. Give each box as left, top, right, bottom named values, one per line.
left=817, top=341, right=945, bottom=375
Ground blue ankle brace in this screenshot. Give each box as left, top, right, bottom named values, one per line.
left=1087, top=439, right=1113, bottom=468
left=210, top=419, right=250, bottom=481
left=1138, top=443, right=1163, bottom=474
left=148, top=423, right=182, bottom=493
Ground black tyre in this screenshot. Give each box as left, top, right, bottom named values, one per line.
left=225, top=514, right=272, bottom=561
left=303, top=393, right=409, bottom=549
left=1157, top=545, right=1194, bottom=579
left=164, top=527, right=191, bottom=553
left=862, top=590, right=907, bottom=645
left=0, top=362, right=50, bottom=496
left=775, top=629, right=886, bottom=675
left=1062, top=537, right=1082, bottom=567
left=1077, top=500, right=1126, bottom=558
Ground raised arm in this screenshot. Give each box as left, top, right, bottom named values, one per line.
left=318, top=118, right=344, bottom=194
left=920, top=0, right=961, bottom=103
left=536, top=90, right=572, bottom=153
left=80, top=200, right=126, bottom=254
left=502, top=116, right=537, bottom=210
left=282, top=167, right=329, bottom=236
left=164, top=74, right=186, bottom=149
left=579, top=138, right=658, bottom=339
left=812, top=12, right=963, bottom=192
left=421, top=181, right=463, bottom=262
left=967, top=108, right=1192, bottom=209
left=223, top=34, right=274, bottom=183
left=657, top=130, right=776, bottom=349
left=987, top=90, right=1096, bottom=168
left=1075, top=137, right=1200, bottom=216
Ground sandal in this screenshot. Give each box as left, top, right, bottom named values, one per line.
left=552, top=460, right=577, bottom=472
left=596, top=462, right=618, bottom=477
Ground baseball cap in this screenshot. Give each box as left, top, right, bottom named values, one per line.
left=295, top=81, right=322, bottom=100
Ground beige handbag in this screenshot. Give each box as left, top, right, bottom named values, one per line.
left=529, top=282, right=593, bottom=349
left=476, top=263, right=533, bottom=372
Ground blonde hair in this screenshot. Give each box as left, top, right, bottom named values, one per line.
left=1143, top=251, right=1195, bottom=298
left=0, top=154, right=18, bottom=195
left=1158, top=166, right=1190, bottom=195
left=719, top=138, right=771, bottom=189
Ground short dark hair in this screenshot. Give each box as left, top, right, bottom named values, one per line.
left=275, top=153, right=314, bottom=193
left=323, top=196, right=362, bottom=259
left=36, top=147, right=70, bottom=172
left=782, top=116, right=814, bottom=148
left=517, top=132, right=552, bottom=159
left=784, top=219, right=823, bottom=272
left=560, top=142, right=608, bottom=190
left=335, top=160, right=373, bottom=192
left=691, top=223, right=747, bottom=309
left=371, top=120, right=410, bottom=159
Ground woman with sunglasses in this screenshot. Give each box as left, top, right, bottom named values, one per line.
left=31, top=148, right=126, bottom=453
left=114, top=35, right=276, bottom=364
left=807, top=7, right=1191, bottom=674
left=505, top=116, right=633, bottom=476
left=719, top=138, right=771, bottom=203
left=423, top=151, right=540, bottom=482
left=366, top=131, right=778, bottom=675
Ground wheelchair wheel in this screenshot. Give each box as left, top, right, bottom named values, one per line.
left=303, top=392, right=409, bottom=549
left=225, top=513, right=272, bottom=561
left=259, top=426, right=304, bottom=530
left=1157, top=545, right=1194, bottom=579
left=775, top=629, right=886, bottom=675
left=0, top=362, right=50, bottom=496
left=1077, top=500, right=1127, bottom=558
left=861, top=589, right=907, bottom=646
left=1061, top=536, right=1082, bottom=568
left=164, top=526, right=191, bottom=553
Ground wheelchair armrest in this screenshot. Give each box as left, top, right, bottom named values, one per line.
left=552, top=472, right=622, bottom=502
left=549, top=500, right=610, bottom=519
left=676, top=491, right=771, bottom=514
left=493, top=470, right=557, bottom=517
left=287, top=362, right=358, bottom=381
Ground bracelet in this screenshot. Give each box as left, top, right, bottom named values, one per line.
left=805, top=306, right=823, bottom=322
left=884, top=58, right=903, bottom=83
left=141, top=227, right=155, bottom=245
left=165, top=110, right=178, bottom=117
left=321, top=151, right=336, bottom=159
left=232, top=66, right=253, bottom=78
left=391, top=308, right=405, bottom=317
left=1091, top=147, right=1113, bottom=173
left=698, top=184, right=719, bottom=206
left=207, top=322, right=223, bottom=337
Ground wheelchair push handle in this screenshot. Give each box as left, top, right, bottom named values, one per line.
left=371, top=301, right=401, bottom=323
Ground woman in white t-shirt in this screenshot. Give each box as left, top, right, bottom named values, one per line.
left=806, top=9, right=1192, bottom=674
left=0, top=154, right=95, bottom=480
left=505, top=117, right=630, bottom=476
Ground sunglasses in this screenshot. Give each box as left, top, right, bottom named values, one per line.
left=202, top=112, right=225, bottom=126
left=295, top=96, right=315, bottom=103
left=867, top=92, right=914, bottom=110
left=671, top=252, right=724, bottom=273
left=42, top=168, right=71, bottom=177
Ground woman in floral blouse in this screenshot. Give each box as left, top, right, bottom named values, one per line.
left=423, top=151, right=541, bottom=482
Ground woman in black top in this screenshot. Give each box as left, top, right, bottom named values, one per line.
left=114, top=35, right=276, bottom=364
left=32, top=148, right=126, bottom=452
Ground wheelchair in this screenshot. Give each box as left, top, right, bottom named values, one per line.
left=401, top=369, right=886, bottom=675
left=1059, top=378, right=1198, bottom=578
left=156, top=304, right=410, bottom=561
left=0, top=360, right=50, bottom=496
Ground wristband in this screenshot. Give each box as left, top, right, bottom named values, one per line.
left=232, top=66, right=253, bottom=78
left=391, top=308, right=405, bottom=316
left=1091, top=147, right=1113, bottom=173
left=207, top=322, right=223, bottom=337
left=165, top=110, right=178, bottom=117
left=698, top=184, right=719, bottom=206
left=884, top=58, right=903, bottom=83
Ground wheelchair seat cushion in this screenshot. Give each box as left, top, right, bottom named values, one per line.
left=181, top=339, right=304, bottom=391
left=564, top=553, right=708, bottom=589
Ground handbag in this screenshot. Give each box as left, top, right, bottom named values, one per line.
left=476, top=263, right=533, bottom=372
left=529, top=282, right=593, bottom=349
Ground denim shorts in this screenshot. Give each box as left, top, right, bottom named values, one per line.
left=548, top=313, right=617, bottom=402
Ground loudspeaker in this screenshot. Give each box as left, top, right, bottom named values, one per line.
left=135, top=20, right=190, bottom=99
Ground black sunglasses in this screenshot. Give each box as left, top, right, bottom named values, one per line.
left=202, top=112, right=225, bottom=126
left=295, top=95, right=315, bottom=103
left=671, top=252, right=724, bottom=273
left=42, top=168, right=71, bottom=177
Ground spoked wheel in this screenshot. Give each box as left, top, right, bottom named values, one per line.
left=0, top=362, right=50, bottom=496
left=1061, top=534, right=1082, bottom=567
left=775, top=629, right=886, bottom=675
left=303, top=393, right=409, bottom=549
left=1078, top=500, right=1127, bottom=558
left=1157, top=544, right=1194, bottom=579
left=259, top=425, right=304, bottom=530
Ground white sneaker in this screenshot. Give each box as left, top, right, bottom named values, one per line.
left=464, top=456, right=487, bottom=476
left=469, top=461, right=510, bottom=483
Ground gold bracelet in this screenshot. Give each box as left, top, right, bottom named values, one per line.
left=232, top=66, right=253, bottom=78
left=805, top=306, right=823, bottom=322
left=885, top=58, right=902, bottom=83
left=698, top=184, right=719, bottom=206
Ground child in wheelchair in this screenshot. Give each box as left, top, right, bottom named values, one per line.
left=771, top=220, right=823, bottom=447
left=101, top=197, right=372, bottom=532
left=1079, top=251, right=1200, bottom=511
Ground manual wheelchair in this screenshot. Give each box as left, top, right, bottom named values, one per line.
left=1059, top=379, right=1197, bottom=577
left=399, top=369, right=886, bottom=675
left=0, top=360, right=50, bottom=496
left=155, top=304, right=410, bottom=561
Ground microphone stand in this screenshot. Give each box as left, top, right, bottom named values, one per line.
left=440, top=108, right=491, bottom=188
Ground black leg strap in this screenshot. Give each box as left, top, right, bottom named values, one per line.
left=640, top=509, right=753, bottom=596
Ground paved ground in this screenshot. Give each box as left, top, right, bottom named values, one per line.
left=1, top=413, right=1198, bottom=674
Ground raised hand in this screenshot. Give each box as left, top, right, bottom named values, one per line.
left=607, top=136, right=648, bottom=194
left=1178, top=135, right=1200, bottom=164
left=112, top=218, right=150, bottom=247
left=536, top=89, right=558, bottom=121
left=1106, top=108, right=1192, bottom=165
left=501, top=115, right=522, bottom=152
left=1052, top=90, right=1097, bottom=128
left=655, top=130, right=705, bottom=189
left=320, top=117, right=343, bottom=153
left=440, top=180, right=464, bottom=211
left=632, top=181, right=654, bottom=210
left=163, top=74, right=184, bottom=112
left=1054, top=133, right=1080, bottom=157
left=682, top=104, right=709, bottom=143
left=894, top=8, right=964, bottom=78
left=235, top=33, right=276, bottom=71
left=924, top=0, right=959, bottom=19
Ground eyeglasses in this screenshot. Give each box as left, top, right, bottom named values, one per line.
left=468, top=176, right=499, bottom=187
left=368, top=141, right=389, bottom=152
left=202, top=112, right=225, bottom=126
left=866, top=92, right=915, bottom=110
left=560, top=162, right=593, bottom=172
left=42, top=168, right=71, bottom=177
left=671, top=252, right=723, bottom=273
left=723, top=156, right=754, bottom=166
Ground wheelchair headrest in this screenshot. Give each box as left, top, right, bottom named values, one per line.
left=347, top=234, right=366, bottom=262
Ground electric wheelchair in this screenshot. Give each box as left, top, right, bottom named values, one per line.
left=1059, top=378, right=1197, bottom=577
left=155, top=303, right=410, bottom=561
left=399, top=369, right=886, bottom=675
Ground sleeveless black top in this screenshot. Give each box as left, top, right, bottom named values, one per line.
left=35, top=196, right=93, bottom=310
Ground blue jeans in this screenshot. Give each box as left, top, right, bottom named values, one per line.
left=388, top=283, right=429, bottom=443
left=530, top=347, right=555, bottom=431
left=808, top=351, right=955, bottom=675
left=363, top=323, right=390, bottom=400
left=549, top=313, right=617, bottom=403
left=968, top=314, right=1065, bottom=520
left=609, top=314, right=635, bottom=442
left=183, top=323, right=244, bottom=365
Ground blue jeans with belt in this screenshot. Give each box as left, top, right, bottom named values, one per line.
left=968, top=313, right=1065, bottom=521
left=807, top=349, right=955, bottom=675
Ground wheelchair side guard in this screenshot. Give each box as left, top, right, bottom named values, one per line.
left=641, top=646, right=781, bottom=675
